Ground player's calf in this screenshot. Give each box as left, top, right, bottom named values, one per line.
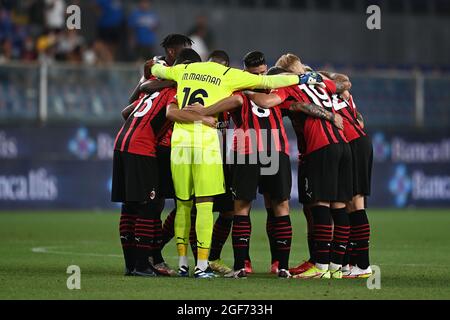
left=272, top=200, right=292, bottom=276
left=119, top=203, right=138, bottom=275
left=134, top=201, right=164, bottom=276
left=329, top=206, right=350, bottom=276
left=231, top=213, right=252, bottom=273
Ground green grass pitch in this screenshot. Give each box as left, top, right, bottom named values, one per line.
left=0, top=209, right=449, bottom=300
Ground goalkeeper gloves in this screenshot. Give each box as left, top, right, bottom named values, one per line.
left=298, top=72, right=325, bottom=87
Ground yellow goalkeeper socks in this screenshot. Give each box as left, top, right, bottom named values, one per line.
left=195, top=201, right=214, bottom=271
left=175, top=199, right=193, bottom=268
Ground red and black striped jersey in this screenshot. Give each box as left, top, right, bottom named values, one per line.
left=273, top=79, right=347, bottom=155
left=114, top=87, right=176, bottom=157
left=131, top=74, right=174, bottom=148
left=332, top=94, right=366, bottom=142
left=230, top=92, right=289, bottom=155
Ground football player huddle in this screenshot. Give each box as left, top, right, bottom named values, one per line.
left=111, top=34, right=373, bottom=280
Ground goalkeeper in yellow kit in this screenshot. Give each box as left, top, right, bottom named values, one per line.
left=147, top=48, right=324, bottom=278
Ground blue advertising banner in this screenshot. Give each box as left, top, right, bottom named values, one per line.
left=0, top=126, right=449, bottom=209
left=0, top=126, right=118, bottom=209
left=369, top=131, right=450, bottom=208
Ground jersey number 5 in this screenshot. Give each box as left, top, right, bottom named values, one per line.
left=181, top=87, right=208, bottom=108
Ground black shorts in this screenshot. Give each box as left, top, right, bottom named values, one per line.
left=213, top=163, right=234, bottom=213
left=111, top=150, right=159, bottom=203
left=157, top=146, right=175, bottom=199
left=232, top=152, right=292, bottom=202
left=349, top=135, right=373, bottom=196
left=299, top=143, right=353, bottom=204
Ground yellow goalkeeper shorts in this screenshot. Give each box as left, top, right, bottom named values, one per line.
left=170, top=146, right=225, bottom=200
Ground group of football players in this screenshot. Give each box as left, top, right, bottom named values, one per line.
left=111, top=33, right=373, bottom=279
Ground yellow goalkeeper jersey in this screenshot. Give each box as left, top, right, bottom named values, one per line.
left=151, top=61, right=299, bottom=150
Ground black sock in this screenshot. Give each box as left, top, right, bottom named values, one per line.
left=161, top=208, right=176, bottom=248
left=246, top=233, right=251, bottom=262
left=266, top=208, right=277, bottom=263
left=349, top=209, right=371, bottom=269
left=134, top=204, right=158, bottom=271
left=272, top=215, right=292, bottom=270
left=119, top=203, right=138, bottom=271
left=343, top=247, right=351, bottom=266
left=232, top=215, right=251, bottom=270
left=303, top=207, right=315, bottom=263
left=330, top=208, right=350, bottom=266
left=311, top=205, right=332, bottom=265
left=152, top=216, right=164, bottom=265
left=209, top=214, right=233, bottom=261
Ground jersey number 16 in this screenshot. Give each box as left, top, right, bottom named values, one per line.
left=181, top=87, right=208, bottom=108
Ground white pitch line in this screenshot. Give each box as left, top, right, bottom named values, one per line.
left=31, top=247, right=444, bottom=268
left=31, top=246, right=122, bottom=258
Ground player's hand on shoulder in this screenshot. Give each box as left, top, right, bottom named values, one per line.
left=299, top=71, right=326, bottom=88
left=152, top=56, right=167, bottom=65
left=144, top=59, right=166, bottom=79
left=184, top=103, right=206, bottom=115
left=144, top=60, right=156, bottom=79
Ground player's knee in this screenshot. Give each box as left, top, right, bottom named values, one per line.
left=272, top=199, right=289, bottom=217
left=234, top=200, right=251, bottom=215
left=352, top=195, right=365, bottom=211
left=313, top=201, right=330, bottom=207
left=346, top=201, right=355, bottom=213
left=331, top=202, right=346, bottom=210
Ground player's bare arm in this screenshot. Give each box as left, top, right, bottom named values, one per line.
left=128, top=80, right=143, bottom=103
left=290, top=102, right=344, bottom=130
left=184, top=95, right=244, bottom=116
left=244, top=91, right=282, bottom=108
left=319, top=71, right=352, bottom=93
left=139, top=79, right=176, bottom=94
left=166, top=103, right=217, bottom=128
left=129, top=78, right=176, bottom=103
left=121, top=103, right=135, bottom=120
left=319, top=71, right=350, bottom=82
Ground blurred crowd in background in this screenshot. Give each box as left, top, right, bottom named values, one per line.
left=0, top=0, right=449, bottom=126
left=0, top=0, right=213, bottom=65
left=1, top=0, right=449, bottom=70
